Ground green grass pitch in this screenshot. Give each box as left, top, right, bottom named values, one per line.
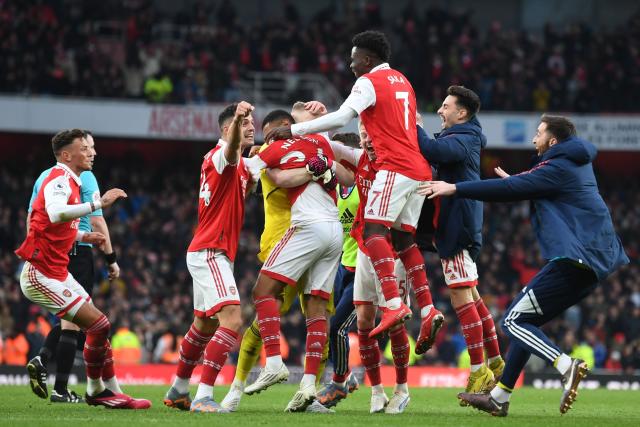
left=1, top=385, right=639, bottom=426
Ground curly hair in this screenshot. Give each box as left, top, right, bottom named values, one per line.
left=352, top=30, right=391, bottom=62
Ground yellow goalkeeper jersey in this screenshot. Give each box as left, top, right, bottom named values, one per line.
left=257, top=144, right=292, bottom=263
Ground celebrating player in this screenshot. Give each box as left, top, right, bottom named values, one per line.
left=316, top=132, right=362, bottom=409
left=416, top=86, right=505, bottom=398
left=326, top=121, right=411, bottom=414
left=26, top=131, right=125, bottom=404
left=265, top=31, right=443, bottom=346
left=163, top=102, right=255, bottom=413
left=242, top=112, right=342, bottom=412
left=422, top=115, right=629, bottom=416
left=221, top=106, right=336, bottom=414
left=14, top=129, right=147, bottom=409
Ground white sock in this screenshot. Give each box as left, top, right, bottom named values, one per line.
left=489, top=355, right=502, bottom=364
left=266, top=355, right=283, bottom=371
left=231, top=378, right=245, bottom=391
left=470, top=363, right=484, bottom=372
left=194, top=383, right=214, bottom=401
left=387, top=297, right=401, bottom=310
left=87, top=378, right=105, bottom=396
left=420, top=304, right=434, bottom=319
left=490, top=386, right=511, bottom=403
left=334, top=380, right=347, bottom=388
left=172, top=376, right=190, bottom=394
left=555, top=353, right=572, bottom=375
left=395, top=383, right=408, bottom=394
left=371, top=384, right=384, bottom=395
left=103, top=376, right=123, bottom=394
left=300, top=374, right=316, bottom=390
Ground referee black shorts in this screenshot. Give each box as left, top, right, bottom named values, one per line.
left=68, top=244, right=95, bottom=297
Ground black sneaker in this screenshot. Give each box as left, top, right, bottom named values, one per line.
left=458, top=392, right=509, bottom=417
left=51, top=389, right=85, bottom=403
left=26, top=356, right=48, bottom=399
left=560, top=358, right=589, bottom=414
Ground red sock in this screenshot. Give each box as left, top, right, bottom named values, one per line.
left=176, top=323, right=214, bottom=379
left=475, top=298, right=501, bottom=359
left=254, top=296, right=281, bottom=357
left=200, top=327, right=239, bottom=386
left=364, top=234, right=399, bottom=302
left=358, top=328, right=381, bottom=386
left=455, top=302, right=484, bottom=365
left=389, top=326, right=409, bottom=384
left=398, top=244, right=433, bottom=309
left=102, top=340, right=114, bottom=380
left=304, top=317, right=327, bottom=375
left=83, top=314, right=110, bottom=380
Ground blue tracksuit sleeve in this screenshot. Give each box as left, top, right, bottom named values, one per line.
left=417, top=126, right=467, bottom=163
left=456, top=159, right=565, bottom=202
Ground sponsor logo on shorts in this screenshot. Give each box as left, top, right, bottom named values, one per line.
left=448, top=274, right=457, bottom=281
left=367, top=208, right=375, bottom=215
left=63, top=289, right=72, bottom=297
left=229, top=286, right=237, bottom=295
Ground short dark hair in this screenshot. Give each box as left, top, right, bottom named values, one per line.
left=51, top=129, right=86, bottom=156
left=352, top=31, right=391, bottom=62
left=540, top=114, right=577, bottom=142
left=218, top=103, right=238, bottom=130
left=447, top=85, right=481, bottom=118
left=262, top=109, right=295, bottom=130
left=83, top=129, right=93, bottom=137
left=332, top=132, right=360, bottom=148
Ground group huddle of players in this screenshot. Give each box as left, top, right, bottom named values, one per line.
left=18, top=27, right=629, bottom=417
left=161, top=30, right=505, bottom=414
left=16, top=30, right=505, bottom=414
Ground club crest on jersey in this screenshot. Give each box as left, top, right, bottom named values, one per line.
left=387, top=75, right=406, bottom=85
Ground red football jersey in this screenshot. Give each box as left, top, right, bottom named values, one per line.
left=350, top=153, right=378, bottom=251
left=187, top=143, right=251, bottom=261
left=258, top=133, right=337, bottom=207
left=16, top=165, right=82, bottom=281
left=359, top=68, right=431, bottom=181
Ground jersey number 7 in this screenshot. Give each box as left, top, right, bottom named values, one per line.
left=396, top=91, right=409, bottom=130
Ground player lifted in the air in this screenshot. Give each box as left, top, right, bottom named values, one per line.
left=266, top=30, right=443, bottom=347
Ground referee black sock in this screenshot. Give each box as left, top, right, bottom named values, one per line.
left=54, top=329, right=79, bottom=394
left=39, top=324, right=61, bottom=366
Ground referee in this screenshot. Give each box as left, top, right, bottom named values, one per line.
left=26, top=130, right=120, bottom=403
left=423, top=115, right=628, bottom=416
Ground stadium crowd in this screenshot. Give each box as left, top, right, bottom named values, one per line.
left=0, top=0, right=639, bottom=112
left=1, top=150, right=637, bottom=372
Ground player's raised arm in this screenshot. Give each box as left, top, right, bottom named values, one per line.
left=225, top=101, right=254, bottom=165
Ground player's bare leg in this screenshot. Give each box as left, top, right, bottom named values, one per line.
left=245, top=275, right=289, bottom=395
left=356, top=305, right=388, bottom=413
left=191, top=306, right=241, bottom=413
left=363, top=223, right=411, bottom=337
left=391, top=229, right=443, bottom=353
left=285, top=295, right=328, bottom=412
left=72, top=302, right=148, bottom=409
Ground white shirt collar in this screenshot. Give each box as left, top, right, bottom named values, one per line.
left=55, top=162, right=82, bottom=186
left=370, top=63, right=390, bottom=73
